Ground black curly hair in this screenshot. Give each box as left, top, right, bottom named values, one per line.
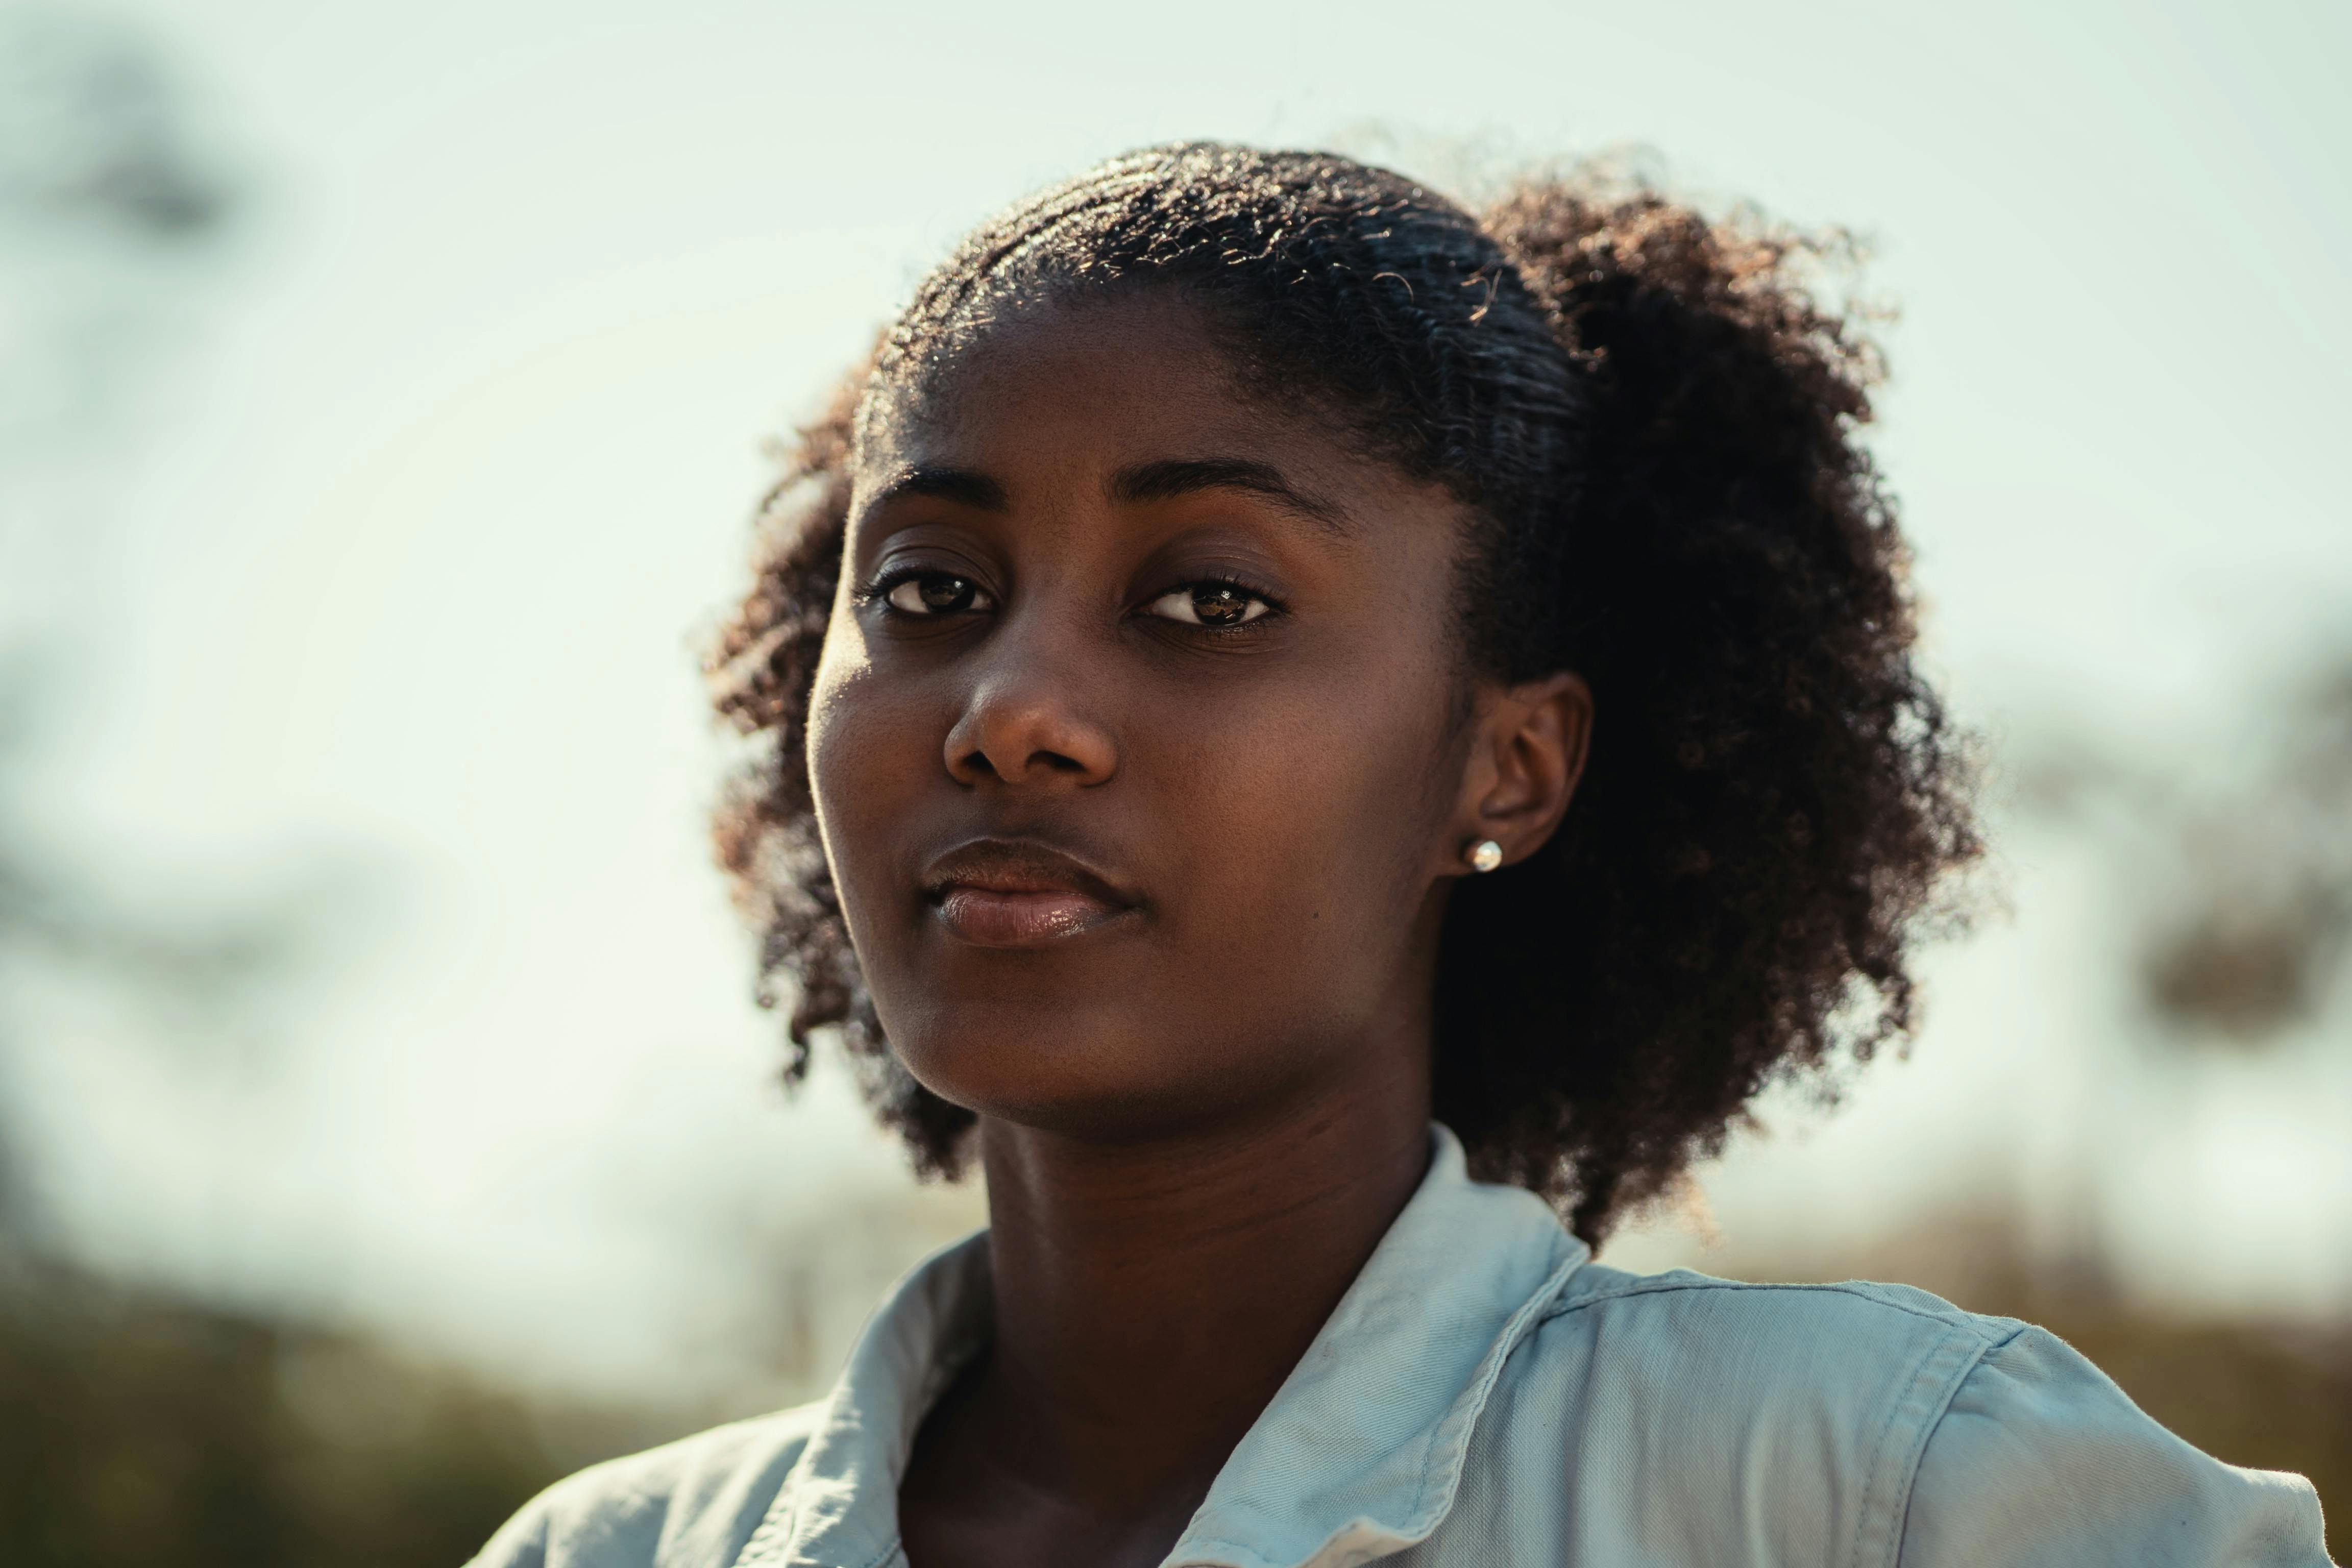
left=708, top=143, right=1978, bottom=1244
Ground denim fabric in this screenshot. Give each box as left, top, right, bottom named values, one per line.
left=470, top=1127, right=2333, bottom=1567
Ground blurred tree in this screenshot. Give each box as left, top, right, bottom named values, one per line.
left=2015, top=660, right=2352, bottom=1050
left=0, top=1, right=270, bottom=1250
left=0, top=1257, right=663, bottom=1567
left=0, top=2, right=234, bottom=459
left=0, top=19, right=639, bottom=1567
left=2134, top=669, right=2352, bottom=1044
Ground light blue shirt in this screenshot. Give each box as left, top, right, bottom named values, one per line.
left=471, top=1127, right=2332, bottom=1567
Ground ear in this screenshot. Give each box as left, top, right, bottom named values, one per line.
left=1446, top=671, right=1592, bottom=874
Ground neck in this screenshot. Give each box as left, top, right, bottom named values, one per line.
left=968, top=1059, right=1432, bottom=1512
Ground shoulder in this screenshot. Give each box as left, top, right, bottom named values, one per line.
left=1530, top=1261, right=2017, bottom=1423
left=465, top=1403, right=827, bottom=1568
left=1901, top=1322, right=2332, bottom=1566
left=1500, top=1264, right=2331, bottom=1566
left=1499, top=1264, right=2010, bottom=1560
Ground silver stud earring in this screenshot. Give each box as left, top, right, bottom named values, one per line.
left=1466, top=838, right=1504, bottom=873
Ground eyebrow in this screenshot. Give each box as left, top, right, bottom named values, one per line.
left=863, top=457, right=1355, bottom=535
left=1109, top=458, right=1355, bottom=535
left=866, top=464, right=1010, bottom=513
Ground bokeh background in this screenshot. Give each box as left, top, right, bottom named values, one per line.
left=3, top=1, right=2345, bottom=1560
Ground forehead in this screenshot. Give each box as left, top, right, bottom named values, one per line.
left=854, top=290, right=1376, bottom=504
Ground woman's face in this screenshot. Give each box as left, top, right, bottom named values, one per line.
left=805, top=291, right=1494, bottom=1141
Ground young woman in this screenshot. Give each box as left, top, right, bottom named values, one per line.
left=473, top=144, right=2332, bottom=1567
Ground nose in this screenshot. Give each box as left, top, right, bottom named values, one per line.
left=942, top=623, right=1119, bottom=790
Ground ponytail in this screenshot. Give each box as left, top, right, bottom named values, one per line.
left=1439, top=179, right=1975, bottom=1236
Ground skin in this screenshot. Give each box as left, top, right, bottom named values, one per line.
left=804, top=290, right=1591, bottom=1568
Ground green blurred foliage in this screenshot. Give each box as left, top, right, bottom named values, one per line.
left=0, top=1265, right=655, bottom=1568
left=2021, top=658, right=2352, bottom=1052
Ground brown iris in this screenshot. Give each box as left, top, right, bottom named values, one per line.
left=917, top=575, right=976, bottom=611
left=1190, top=584, right=1251, bottom=626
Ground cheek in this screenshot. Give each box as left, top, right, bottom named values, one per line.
left=1144, top=650, right=1461, bottom=992
left=805, top=624, right=926, bottom=920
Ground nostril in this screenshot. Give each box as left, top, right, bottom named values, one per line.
left=952, top=746, right=1090, bottom=782
left=942, top=685, right=1118, bottom=787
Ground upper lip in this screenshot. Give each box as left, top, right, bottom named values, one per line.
left=920, top=837, right=1138, bottom=908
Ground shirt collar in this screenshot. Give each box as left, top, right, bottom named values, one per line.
left=736, top=1124, right=1589, bottom=1568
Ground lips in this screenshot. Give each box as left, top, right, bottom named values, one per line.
left=921, top=838, right=1140, bottom=948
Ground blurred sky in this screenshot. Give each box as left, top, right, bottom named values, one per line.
left=6, top=0, right=2349, bottom=1401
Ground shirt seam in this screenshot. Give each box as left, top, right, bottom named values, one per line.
left=1539, top=1273, right=2019, bottom=1340
left=1869, top=1323, right=2028, bottom=1568
left=1169, top=1537, right=1280, bottom=1568
left=1849, top=1322, right=2019, bottom=1568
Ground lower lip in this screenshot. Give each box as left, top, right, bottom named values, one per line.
left=934, top=887, right=1129, bottom=947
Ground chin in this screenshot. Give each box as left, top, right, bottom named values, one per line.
left=886, top=1001, right=1269, bottom=1143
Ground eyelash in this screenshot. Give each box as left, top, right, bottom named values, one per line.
left=857, top=567, right=1284, bottom=635
left=857, top=567, right=993, bottom=618
left=1152, top=570, right=1283, bottom=634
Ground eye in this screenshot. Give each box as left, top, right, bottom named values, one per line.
left=883, top=572, right=991, bottom=616
left=1144, top=582, right=1273, bottom=629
